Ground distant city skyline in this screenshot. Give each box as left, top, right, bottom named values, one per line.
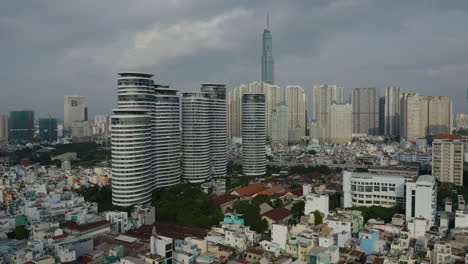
left=1, top=1, right=467, bottom=118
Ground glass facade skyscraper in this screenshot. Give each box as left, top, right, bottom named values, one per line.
left=261, top=15, right=274, bottom=84
left=9, top=110, right=34, bottom=142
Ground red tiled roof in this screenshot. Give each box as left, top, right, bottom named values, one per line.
left=289, top=188, right=303, bottom=196
left=231, top=184, right=267, bottom=197
left=257, top=185, right=286, bottom=196
left=62, top=220, right=110, bottom=232
left=373, top=257, right=385, bottom=264
left=213, top=193, right=238, bottom=206
left=262, top=208, right=291, bottom=222
left=432, top=134, right=461, bottom=139
left=246, top=248, right=266, bottom=256
left=53, top=233, right=69, bottom=240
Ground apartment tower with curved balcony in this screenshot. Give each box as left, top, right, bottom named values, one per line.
left=242, top=94, right=266, bottom=176
left=181, top=92, right=211, bottom=183
left=201, top=84, right=227, bottom=178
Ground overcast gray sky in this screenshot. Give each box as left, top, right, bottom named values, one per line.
left=1, top=0, right=467, bottom=119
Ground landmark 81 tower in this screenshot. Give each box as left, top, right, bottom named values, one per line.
left=261, top=14, right=274, bottom=84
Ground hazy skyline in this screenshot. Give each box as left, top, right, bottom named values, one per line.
left=1, top=0, right=467, bottom=119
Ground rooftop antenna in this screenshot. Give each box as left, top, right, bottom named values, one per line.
left=266, top=13, right=270, bottom=29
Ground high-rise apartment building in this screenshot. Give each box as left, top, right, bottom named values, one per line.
left=0, top=114, right=8, bottom=142
left=64, top=95, right=85, bottom=132
left=111, top=108, right=153, bottom=206
left=9, top=110, right=35, bottom=142
left=94, top=115, right=110, bottom=135
left=378, top=97, right=385, bottom=135
left=261, top=15, right=274, bottom=84
left=181, top=92, right=211, bottom=183
left=227, top=82, right=282, bottom=138
left=432, top=135, right=464, bottom=186
left=405, top=175, right=437, bottom=226
left=284, top=85, right=307, bottom=143
left=326, top=102, right=352, bottom=144
left=39, top=118, right=58, bottom=142
left=154, top=85, right=181, bottom=187
left=312, top=84, right=344, bottom=141
left=71, top=120, right=93, bottom=142
left=352, top=88, right=379, bottom=135
left=242, top=94, right=266, bottom=176
left=270, top=102, right=288, bottom=146
left=200, top=84, right=228, bottom=178
left=427, top=96, right=453, bottom=135
left=384, top=86, right=401, bottom=136
left=111, top=72, right=181, bottom=206
left=455, top=114, right=468, bottom=129
left=400, top=93, right=428, bottom=141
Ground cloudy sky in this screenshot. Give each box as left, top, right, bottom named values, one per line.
left=1, top=0, right=467, bottom=119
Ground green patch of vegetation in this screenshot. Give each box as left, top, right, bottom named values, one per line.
left=151, top=184, right=223, bottom=229
left=229, top=200, right=268, bottom=233
left=453, top=128, right=468, bottom=136
left=7, top=226, right=30, bottom=240
left=290, top=200, right=305, bottom=224
left=350, top=206, right=404, bottom=223
left=75, top=185, right=132, bottom=213
left=313, top=210, right=323, bottom=225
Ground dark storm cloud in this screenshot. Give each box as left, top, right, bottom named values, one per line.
left=0, top=0, right=467, bottom=118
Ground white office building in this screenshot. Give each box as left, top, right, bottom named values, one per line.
left=64, top=95, right=86, bottom=132
left=304, top=193, right=329, bottom=217
left=405, top=175, right=437, bottom=225
left=343, top=171, right=406, bottom=208
left=201, top=84, right=227, bottom=178
left=242, top=94, right=266, bottom=176
left=182, top=92, right=211, bottom=183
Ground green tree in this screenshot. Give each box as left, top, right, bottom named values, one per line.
left=232, top=200, right=268, bottom=233
left=313, top=211, right=323, bottom=225
left=7, top=226, right=30, bottom=240
left=251, top=195, right=271, bottom=207
left=291, top=201, right=305, bottom=221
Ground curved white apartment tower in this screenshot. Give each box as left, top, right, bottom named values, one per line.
left=242, top=94, right=266, bottom=176
left=112, top=72, right=181, bottom=206
left=111, top=109, right=153, bottom=206
left=200, top=84, right=227, bottom=178
left=181, top=92, right=211, bottom=183
left=154, top=85, right=181, bottom=187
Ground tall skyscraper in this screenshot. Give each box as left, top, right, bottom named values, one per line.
left=112, top=108, right=153, bottom=206
left=285, top=85, right=307, bottom=143
left=242, top=94, right=266, bottom=176
left=111, top=72, right=181, bottom=206
left=270, top=102, right=289, bottom=146
left=326, top=102, right=352, bottom=144
left=261, top=15, right=274, bottom=84
left=0, top=114, right=8, bottom=142
left=384, top=86, right=401, bottom=136
left=64, top=95, right=86, bottom=133
left=312, top=84, right=344, bottom=141
left=227, top=82, right=282, bottom=138
left=154, top=85, right=181, bottom=187
left=378, top=97, right=385, bottom=135
left=39, top=117, right=58, bottom=142
left=427, top=96, right=453, bottom=135
left=200, top=84, right=228, bottom=178
left=432, top=135, right=464, bottom=186
left=352, top=88, right=379, bottom=135
left=181, top=92, right=211, bottom=183
left=9, top=110, right=34, bottom=142
left=400, top=93, right=428, bottom=141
